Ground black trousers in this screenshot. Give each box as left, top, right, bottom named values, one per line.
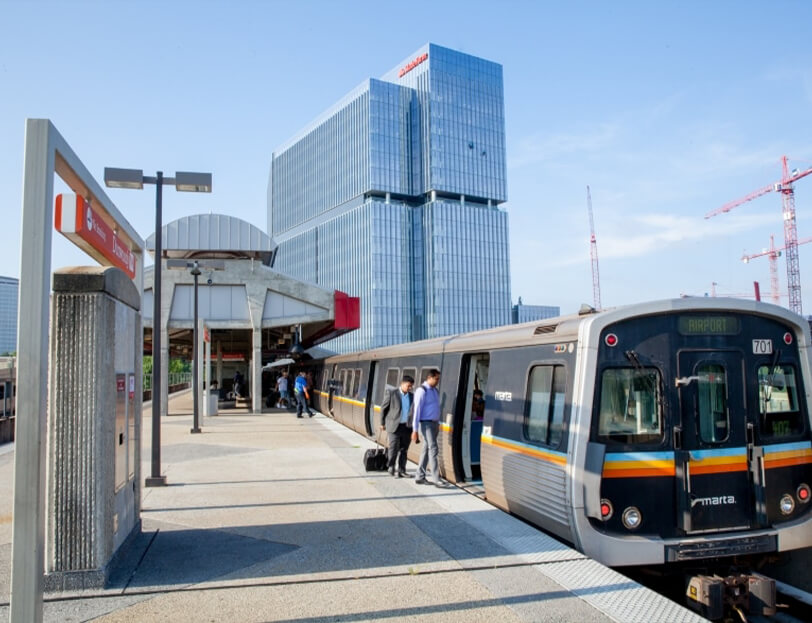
left=387, top=423, right=412, bottom=472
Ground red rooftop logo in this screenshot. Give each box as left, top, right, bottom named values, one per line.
left=399, top=52, right=428, bottom=78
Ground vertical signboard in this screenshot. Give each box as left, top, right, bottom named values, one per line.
left=127, top=374, right=135, bottom=480
left=115, top=374, right=126, bottom=492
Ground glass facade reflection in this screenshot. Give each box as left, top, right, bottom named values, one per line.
left=0, top=276, right=18, bottom=355
left=269, top=44, right=511, bottom=352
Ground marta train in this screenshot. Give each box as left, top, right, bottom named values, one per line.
left=304, top=298, right=812, bottom=570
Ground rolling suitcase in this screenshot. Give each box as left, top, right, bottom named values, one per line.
left=363, top=445, right=387, bottom=471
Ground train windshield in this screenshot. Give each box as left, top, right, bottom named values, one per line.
left=695, top=363, right=729, bottom=443
left=758, top=364, right=804, bottom=437
left=597, top=368, right=662, bottom=444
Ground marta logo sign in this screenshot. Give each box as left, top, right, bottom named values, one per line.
left=399, top=52, right=428, bottom=78
left=55, top=193, right=137, bottom=279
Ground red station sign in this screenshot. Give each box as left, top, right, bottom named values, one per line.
left=399, top=52, right=428, bottom=78
left=55, top=193, right=136, bottom=279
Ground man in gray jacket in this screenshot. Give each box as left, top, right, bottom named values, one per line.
left=380, top=375, right=415, bottom=477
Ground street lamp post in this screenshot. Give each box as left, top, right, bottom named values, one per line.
left=167, top=259, right=224, bottom=435
left=190, top=261, right=202, bottom=434
left=104, top=168, right=212, bottom=486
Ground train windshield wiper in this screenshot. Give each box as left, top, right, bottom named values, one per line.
left=625, top=349, right=666, bottom=417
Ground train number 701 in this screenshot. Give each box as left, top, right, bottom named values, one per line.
left=752, top=339, right=773, bottom=355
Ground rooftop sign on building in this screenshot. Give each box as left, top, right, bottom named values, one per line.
left=398, top=52, right=428, bottom=77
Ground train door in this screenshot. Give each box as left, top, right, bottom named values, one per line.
left=676, top=350, right=755, bottom=533
left=327, top=364, right=337, bottom=416
left=364, top=361, right=377, bottom=435
left=455, top=354, right=490, bottom=482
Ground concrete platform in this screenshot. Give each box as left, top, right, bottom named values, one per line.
left=0, top=392, right=705, bottom=622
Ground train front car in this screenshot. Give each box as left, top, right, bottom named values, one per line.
left=572, top=298, right=812, bottom=569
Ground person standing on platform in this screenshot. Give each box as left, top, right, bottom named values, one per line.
left=294, top=371, right=313, bottom=418
left=276, top=371, right=290, bottom=408
left=411, top=369, right=445, bottom=487
left=233, top=370, right=244, bottom=399
left=380, top=375, right=415, bottom=477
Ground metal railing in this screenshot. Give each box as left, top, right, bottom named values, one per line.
left=143, top=372, right=192, bottom=393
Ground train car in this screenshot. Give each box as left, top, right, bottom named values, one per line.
left=311, top=298, right=812, bottom=572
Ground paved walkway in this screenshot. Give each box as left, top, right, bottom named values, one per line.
left=0, top=393, right=703, bottom=622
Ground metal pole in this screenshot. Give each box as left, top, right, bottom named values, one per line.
left=191, top=264, right=201, bottom=433
left=11, top=118, right=54, bottom=623
left=146, top=172, right=166, bottom=486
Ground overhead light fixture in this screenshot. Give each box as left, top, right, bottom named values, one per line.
left=175, top=171, right=212, bottom=193
left=104, top=167, right=144, bottom=190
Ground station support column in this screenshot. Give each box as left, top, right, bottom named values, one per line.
left=251, top=327, right=262, bottom=413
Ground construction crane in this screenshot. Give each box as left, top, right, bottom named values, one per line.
left=587, top=185, right=601, bottom=310
left=742, top=234, right=812, bottom=304
left=706, top=156, right=812, bottom=315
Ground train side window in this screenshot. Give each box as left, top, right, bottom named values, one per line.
left=697, top=363, right=729, bottom=443
left=356, top=369, right=364, bottom=399
left=385, top=368, right=400, bottom=395
left=348, top=370, right=357, bottom=397
left=525, top=365, right=566, bottom=447
left=419, top=368, right=435, bottom=384
left=758, top=364, right=803, bottom=437
left=338, top=369, right=347, bottom=396
left=597, top=367, right=662, bottom=444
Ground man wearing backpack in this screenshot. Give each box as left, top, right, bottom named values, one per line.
left=410, top=369, right=446, bottom=487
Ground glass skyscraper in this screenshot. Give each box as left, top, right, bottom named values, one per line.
left=0, top=276, right=19, bottom=355
left=268, top=43, right=510, bottom=352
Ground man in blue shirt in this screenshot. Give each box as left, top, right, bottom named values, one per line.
left=410, top=369, right=445, bottom=486
left=294, top=371, right=313, bottom=418
left=380, top=375, right=415, bottom=477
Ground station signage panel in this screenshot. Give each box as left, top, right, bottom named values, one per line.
left=55, top=193, right=136, bottom=279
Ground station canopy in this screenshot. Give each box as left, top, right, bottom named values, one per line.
left=143, top=214, right=359, bottom=360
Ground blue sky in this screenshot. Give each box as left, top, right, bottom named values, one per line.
left=2, top=0, right=811, bottom=316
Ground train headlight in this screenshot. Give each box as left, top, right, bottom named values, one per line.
left=796, top=484, right=810, bottom=504
left=600, top=499, right=613, bottom=521
left=622, top=506, right=642, bottom=530
left=779, top=494, right=795, bottom=515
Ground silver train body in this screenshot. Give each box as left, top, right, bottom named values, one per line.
left=309, top=298, right=812, bottom=567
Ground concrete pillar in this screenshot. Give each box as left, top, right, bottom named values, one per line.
left=46, top=267, right=141, bottom=590
left=252, top=327, right=262, bottom=413
left=203, top=337, right=211, bottom=417
left=160, top=330, right=169, bottom=417
left=216, top=341, right=223, bottom=389
left=196, top=317, right=204, bottom=420
left=159, top=262, right=171, bottom=418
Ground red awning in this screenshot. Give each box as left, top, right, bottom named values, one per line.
left=305, top=290, right=360, bottom=347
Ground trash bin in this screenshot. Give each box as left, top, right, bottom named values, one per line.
left=208, top=389, right=219, bottom=415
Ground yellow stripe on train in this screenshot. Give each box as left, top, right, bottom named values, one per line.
left=481, top=433, right=567, bottom=466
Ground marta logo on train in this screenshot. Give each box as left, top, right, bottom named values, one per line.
left=691, top=495, right=736, bottom=507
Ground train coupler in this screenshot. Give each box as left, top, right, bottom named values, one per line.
left=685, top=572, right=775, bottom=620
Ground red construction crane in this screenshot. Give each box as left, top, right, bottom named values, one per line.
left=706, top=156, right=812, bottom=315
left=742, top=234, right=812, bottom=304
left=587, top=185, right=602, bottom=310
